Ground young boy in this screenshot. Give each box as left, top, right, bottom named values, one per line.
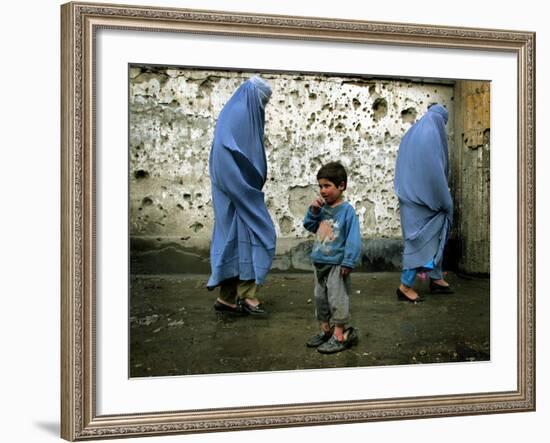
left=303, top=161, right=361, bottom=354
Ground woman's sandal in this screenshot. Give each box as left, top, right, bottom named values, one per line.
left=396, top=288, right=424, bottom=303
left=238, top=298, right=268, bottom=316
left=429, top=279, right=454, bottom=294
left=213, top=300, right=248, bottom=315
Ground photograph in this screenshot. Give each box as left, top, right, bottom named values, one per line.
left=3, top=0, right=548, bottom=442
left=128, top=65, right=491, bottom=377
left=59, top=1, right=535, bottom=440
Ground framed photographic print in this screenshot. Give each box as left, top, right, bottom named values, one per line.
left=61, top=1, right=535, bottom=440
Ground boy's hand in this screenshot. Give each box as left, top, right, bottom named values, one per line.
left=341, top=266, right=352, bottom=277
left=310, top=197, right=325, bottom=214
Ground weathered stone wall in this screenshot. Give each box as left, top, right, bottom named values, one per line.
left=450, top=81, right=490, bottom=275
left=129, top=66, right=455, bottom=273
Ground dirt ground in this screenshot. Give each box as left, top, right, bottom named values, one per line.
left=129, top=272, right=490, bottom=377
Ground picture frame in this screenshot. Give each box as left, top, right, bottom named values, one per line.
left=61, top=1, right=535, bottom=440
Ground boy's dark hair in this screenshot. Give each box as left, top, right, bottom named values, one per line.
left=317, top=161, right=348, bottom=190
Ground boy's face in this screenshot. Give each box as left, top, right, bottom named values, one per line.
left=318, top=178, right=345, bottom=205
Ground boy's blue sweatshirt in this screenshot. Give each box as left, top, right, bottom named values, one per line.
left=303, top=201, right=361, bottom=269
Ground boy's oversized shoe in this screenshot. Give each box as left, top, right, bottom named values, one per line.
left=306, top=331, right=332, bottom=348
left=317, top=327, right=359, bottom=354
left=317, top=336, right=346, bottom=354
left=343, top=326, right=359, bottom=347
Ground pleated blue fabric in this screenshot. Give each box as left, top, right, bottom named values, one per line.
left=394, top=104, right=453, bottom=269
left=207, top=77, right=276, bottom=289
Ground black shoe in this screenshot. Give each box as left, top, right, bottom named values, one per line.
left=429, top=279, right=454, bottom=294
left=238, top=299, right=268, bottom=316
left=396, top=288, right=424, bottom=303
left=306, top=330, right=332, bottom=348
left=213, top=300, right=248, bottom=315
left=343, top=326, right=359, bottom=347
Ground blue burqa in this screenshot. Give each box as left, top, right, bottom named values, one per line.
left=207, top=77, right=276, bottom=289
left=394, top=104, right=453, bottom=270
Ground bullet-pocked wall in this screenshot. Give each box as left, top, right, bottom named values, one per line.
left=129, top=66, right=455, bottom=273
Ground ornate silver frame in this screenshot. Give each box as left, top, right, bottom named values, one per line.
left=61, top=2, right=535, bottom=440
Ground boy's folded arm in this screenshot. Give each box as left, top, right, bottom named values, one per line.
left=303, top=206, right=321, bottom=233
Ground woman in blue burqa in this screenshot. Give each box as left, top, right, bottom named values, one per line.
left=207, top=76, right=276, bottom=316
left=394, top=103, right=454, bottom=302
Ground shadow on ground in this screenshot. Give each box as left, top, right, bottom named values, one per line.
left=130, top=272, right=489, bottom=377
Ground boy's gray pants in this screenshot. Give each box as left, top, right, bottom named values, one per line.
left=313, top=264, right=351, bottom=324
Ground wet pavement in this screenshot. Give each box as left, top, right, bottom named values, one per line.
left=129, top=272, right=490, bottom=377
